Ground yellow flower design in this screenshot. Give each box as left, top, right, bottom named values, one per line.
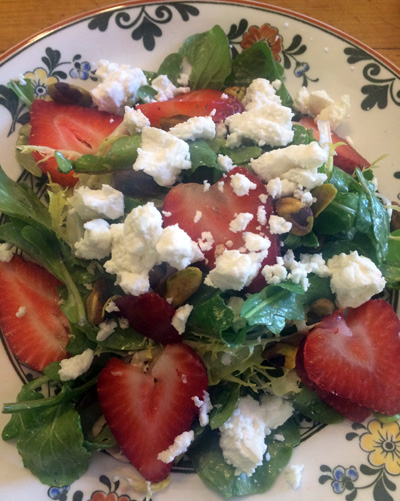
left=360, top=420, right=400, bottom=475
left=23, top=68, right=58, bottom=100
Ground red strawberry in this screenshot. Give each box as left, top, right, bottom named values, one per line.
left=301, top=299, right=400, bottom=416
left=29, top=100, right=123, bottom=187
left=97, top=343, right=208, bottom=482
left=296, top=340, right=370, bottom=422
left=299, top=116, right=370, bottom=174
left=162, top=166, right=279, bottom=289
left=115, top=292, right=182, bottom=344
left=0, top=255, right=70, bottom=371
left=136, top=89, right=244, bottom=128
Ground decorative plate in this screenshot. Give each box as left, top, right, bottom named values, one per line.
left=0, top=1, right=399, bottom=500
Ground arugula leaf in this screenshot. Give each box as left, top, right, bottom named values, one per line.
left=188, top=418, right=300, bottom=498
left=180, top=25, right=232, bottom=90
left=227, top=41, right=292, bottom=107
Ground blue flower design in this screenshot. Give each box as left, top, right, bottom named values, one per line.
left=331, top=465, right=359, bottom=494
left=47, top=485, right=69, bottom=500
left=69, top=60, right=92, bottom=80
left=294, top=62, right=310, bottom=77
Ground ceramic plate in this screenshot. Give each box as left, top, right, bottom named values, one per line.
left=0, top=1, right=400, bottom=500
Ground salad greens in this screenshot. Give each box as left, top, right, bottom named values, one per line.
left=1, top=24, right=400, bottom=500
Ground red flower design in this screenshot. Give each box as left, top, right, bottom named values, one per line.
left=241, top=24, right=282, bottom=61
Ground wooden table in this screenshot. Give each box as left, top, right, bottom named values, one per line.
left=0, top=0, right=399, bottom=67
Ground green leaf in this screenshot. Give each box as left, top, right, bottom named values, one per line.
left=55, top=150, right=73, bottom=173
left=157, top=53, right=184, bottom=85
left=291, top=386, right=344, bottom=424
left=188, top=418, right=300, bottom=498
left=7, top=78, right=34, bottom=107
left=180, top=25, right=232, bottom=90
left=188, top=140, right=219, bottom=171
left=16, top=403, right=91, bottom=486
left=227, top=41, right=292, bottom=107
left=209, top=383, right=240, bottom=429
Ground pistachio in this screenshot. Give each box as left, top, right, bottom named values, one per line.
left=160, top=114, right=191, bottom=131
left=262, top=342, right=298, bottom=369
left=47, top=82, right=93, bottom=107
left=224, top=86, right=246, bottom=101
left=311, top=184, right=338, bottom=217
left=307, top=298, right=336, bottom=325
left=275, top=197, right=314, bottom=236
left=86, top=279, right=110, bottom=325
left=164, top=267, right=203, bottom=307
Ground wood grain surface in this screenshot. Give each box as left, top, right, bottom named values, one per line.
left=0, top=0, right=399, bottom=67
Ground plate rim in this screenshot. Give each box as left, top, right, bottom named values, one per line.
left=0, top=0, right=399, bottom=76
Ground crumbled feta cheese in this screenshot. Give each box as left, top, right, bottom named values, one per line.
left=327, top=251, right=386, bottom=308
left=192, top=390, right=213, bottom=427
left=219, top=394, right=293, bottom=476
left=169, top=116, right=216, bottom=141
left=0, top=242, right=14, bottom=262
left=194, top=210, right=202, bottom=223
left=96, top=319, right=118, bottom=342
left=218, top=181, right=224, bottom=192
left=74, top=219, right=112, bottom=260
left=204, top=250, right=262, bottom=291
left=217, top=154, right=234, bottom=172
left=226, top=103, right=294, bottom=148
left=250, top=142, right=328, bottom=192
left=133, top=127, right=191, bottom=187
left=171, top=303, right=193, bottom=334
left=156, top=224, right=203, bottom=270
left=197, top=231, right=214, bottom=252
left=229, top=213, right=253, bottom=233
left=15, top=306, right=26, bottom=318
left=123, top=106, right=150, bottom=134
left=215, top=122, right=228, bottom=138
left=177, top=73, right=190, bottom=86
left=284, top=464, right=304, bottom=490
left=157, top=430, right=194, bottom=463
left=69, top=184, right=125, bottom=221
left=294, top=86, right=351, bottom=131
left=242, top=78, right=282, bottom=111
left=151, top=74, right=189, bottom=102
left=105, top=301, right=120, bottom=313
left=243, top=232, right=271, bottom=252
left=91, top=60, right=147, bottom=114
left=268, top=215, right=292, bottom=234
left=230, top=173, right=257, bottom=196
left=262, top=259, right=288, bottom=285
left=58, top=349, right=95, bottom=381
left=203, top=180, right=211, bottom=191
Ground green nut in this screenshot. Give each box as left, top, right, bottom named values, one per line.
left=311, top=183, right=338, bottom=217
left=47, top=82, right=93, bottom=107
left=275, top=197, right=314, bottom=236
left=164, top=267, right=203, bottom=307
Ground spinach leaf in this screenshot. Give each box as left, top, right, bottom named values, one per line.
left=227, top=41, right=292, bottom=107
left=180, top=25, right=232, bottom=90
left=188, top=140, right=219, bottom=171
left=157, top=53, right=184, bottom=85
left=291, top=386, right=344, bottom=424
left=188, top=418, right=300, bottom=498
left=209, top=383, right=241, bottom=429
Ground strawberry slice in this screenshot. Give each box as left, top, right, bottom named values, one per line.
left=136, top=89, right=244, bottom=128
left=115, top=292, right=182, bottom=344
left=296, top=340, right=370, bottom=422
left=0, top=255, right=70, bottom=371
left=301, top=299, right=400, bottom=416
left=162, top=166, right=279, bottom=289
left=299, top=116, right=370, bottom=175
left=29, top=100, right=123, bottom=187
left=97, top=343, right=208, bottom=482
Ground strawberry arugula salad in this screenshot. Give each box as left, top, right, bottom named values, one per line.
left=1, top=24, right=400, bottom=498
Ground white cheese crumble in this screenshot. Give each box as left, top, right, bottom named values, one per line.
left=217, top=154, right=234, bottom=172
left=0, top=242, right=14, bottom=262
left=74, top=219, right=112, bottom=260
left=91, top=60, right=148, bottom=114
left=96, top=319, right=118, bottom=342
left=197, top=231, right=215, bottom=252
left=230, top=173, right=257, bottom=196
left=157, top=430, right=194, bottom=464
left=15, top=306, right=26, bottom=318
left=151, top=74, right=189, bottom=102
left=169, top=116, right=216, bottom=141
left=69, top=184, right=125, bottom=221
left=268, top=215, right=292, bottom=235
left=204, top=250, right=264, bottom=291
left=192, top=390, right=213, bottom=427
left=123, top=106, right=150, bottom=134
left=194, top=210, right=202, bottom=223
left=133, top=127, right=191, bottom=187
left=229, top=213, right=253, bottom=233
left=250, top=142, right=328, bottom=192
left=243, top=232, right=271, bottom=252
left=156, top=225, right=203, bottom=271
left=284, top=464, right=304, bottom=490
left=171, top=304, right=193, bottom=334
left=58, top=349, right=95, bottom=381
left=219, top=395, right=293, bottom=476
left=327, top=251, right=386, bottom=308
